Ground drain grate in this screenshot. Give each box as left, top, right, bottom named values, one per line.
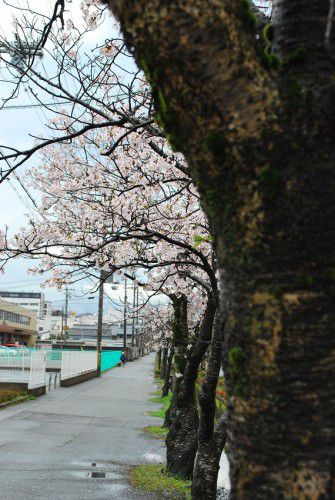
left=91, top=471, right=106, bottom=479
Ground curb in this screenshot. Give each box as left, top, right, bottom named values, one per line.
left=0, top=395, right=31, bottom=410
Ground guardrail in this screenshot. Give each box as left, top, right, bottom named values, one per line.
left=28, top=351, right=46, bottom=389
left=0, top=348, right=122, bottom=390
left=61, top=351, right=97, bottom=381
left=0, top=350, right=46, bottom=389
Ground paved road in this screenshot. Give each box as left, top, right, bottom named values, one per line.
left=0, top=354, right=164, bottom=499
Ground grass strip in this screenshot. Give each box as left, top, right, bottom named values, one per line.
left=144, top=425, right=168, bottom=439
left=0, top=389, right=26, bottom=404
left=130, top=464, right=191, bottom=499
left=148, top=393, right=171, bottom=418
left=152, top=388, right=162, bottom=396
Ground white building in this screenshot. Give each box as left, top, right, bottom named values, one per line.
left=74, top=313, right=98, bottom=326
left=50, top=312, right=75, bottom=338
left=0, top=291, right=52, bottom=338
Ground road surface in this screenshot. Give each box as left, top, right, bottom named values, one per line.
left=0, top=354, right=164, bottom=499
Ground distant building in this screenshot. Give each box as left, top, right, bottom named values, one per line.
left=74, top=313, right=97, bottom=326
left=68, top=322, right=134, bottom=345
left=0, top=299, right=37, bottom=346
left=50, top=310, right=76, bottom=338
left=0, top=291, right=52, bottom=337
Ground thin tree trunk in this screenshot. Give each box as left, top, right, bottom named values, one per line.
left=160, top=347, right=168, bottom=379
left=157, top=349, right=162, bottom=371
left=192, top=310, right=227, bottom=499
left=162, top=344, right=174, bottom=399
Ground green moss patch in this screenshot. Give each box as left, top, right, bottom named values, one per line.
left=144, top=425, right=168, bottom=439
left=130, top=464, right=191, bottom=499
left=148, top=393, right=172, bottom=418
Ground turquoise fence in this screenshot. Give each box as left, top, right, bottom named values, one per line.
left=101, top=350, right=122, bottom=372
left=10, top=348, right=122, bottom=372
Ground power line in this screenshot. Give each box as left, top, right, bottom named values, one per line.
left=12, top=171, right=38, bottom=210
left=0, top=146, right=38, bottom=215
left=1, top=100, right=91, bottom=110
left=0, top=282, right=46, bottom=289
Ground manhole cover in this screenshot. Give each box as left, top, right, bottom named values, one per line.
left=91, top=471, right=106, bottom=479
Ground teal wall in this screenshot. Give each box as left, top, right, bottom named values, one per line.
left=101, top=350, right=122, bottom=372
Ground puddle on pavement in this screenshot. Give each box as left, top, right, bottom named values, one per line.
left=70, top=469, right=123, bottom=480
left=91, top=471, right=105, bottom=478
left=68, top=460, right=124, bottom=481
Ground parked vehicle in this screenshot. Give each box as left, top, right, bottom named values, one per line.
left=2, top=343, right=26, bottom=348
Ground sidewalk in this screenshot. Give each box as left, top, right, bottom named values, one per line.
left=0, top=354, right=164, bottom=499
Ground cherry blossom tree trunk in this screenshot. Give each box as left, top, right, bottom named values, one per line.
left=192, top=310, right=227, bottom=499
left=164, top=293, right=202, bottom=479
left=106, top=0, right=335, bottom=496
left=165, top=294, right=217, bottom=478
left=157, top=349, right=162, bottom=372
left=162, top=344, right=174, bottom=398
left=159, top=347, right=168, bottom=379
left=166, top=376, right=199, bottom=479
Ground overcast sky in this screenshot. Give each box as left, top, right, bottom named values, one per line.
left=0, top=1, right=166, bottom=317
left=0, top=0, right=113, bottom=313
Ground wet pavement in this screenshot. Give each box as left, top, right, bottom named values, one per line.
left=0, top=354, right=164, bottom=499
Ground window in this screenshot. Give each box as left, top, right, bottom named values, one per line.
left=0, top=309, right=30, bottom=326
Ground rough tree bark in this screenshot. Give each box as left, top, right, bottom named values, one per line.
left=106, top=0, right=335, bottom=497
left=164, top=294, right=217, bottom=479
left=192, top=307, right=227, bottom=499
left=166, top=294, right=217, bottom=479
left=164, top=293, right=198, bottom=479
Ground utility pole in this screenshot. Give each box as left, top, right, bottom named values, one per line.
left=123, top=277, right=127, bottom=349
left=96, top=270, right=106, bottom=377
left=64, top=287, right=69, bottom=343
left=61, top=306, right=64, bottom=344
left=136, top=284, right=140, bottom=352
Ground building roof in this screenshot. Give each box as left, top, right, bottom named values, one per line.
left=0, top=291, right=42, bottom=299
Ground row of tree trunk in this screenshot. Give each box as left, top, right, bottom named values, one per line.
left=156, top=293, right=228, bottom=499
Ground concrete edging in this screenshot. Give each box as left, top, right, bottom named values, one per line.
left=60, top=369, right=97, bottom=387
left=0, top=382, right=46, bottom=397
left=0, top=395, right=31, bottom=409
